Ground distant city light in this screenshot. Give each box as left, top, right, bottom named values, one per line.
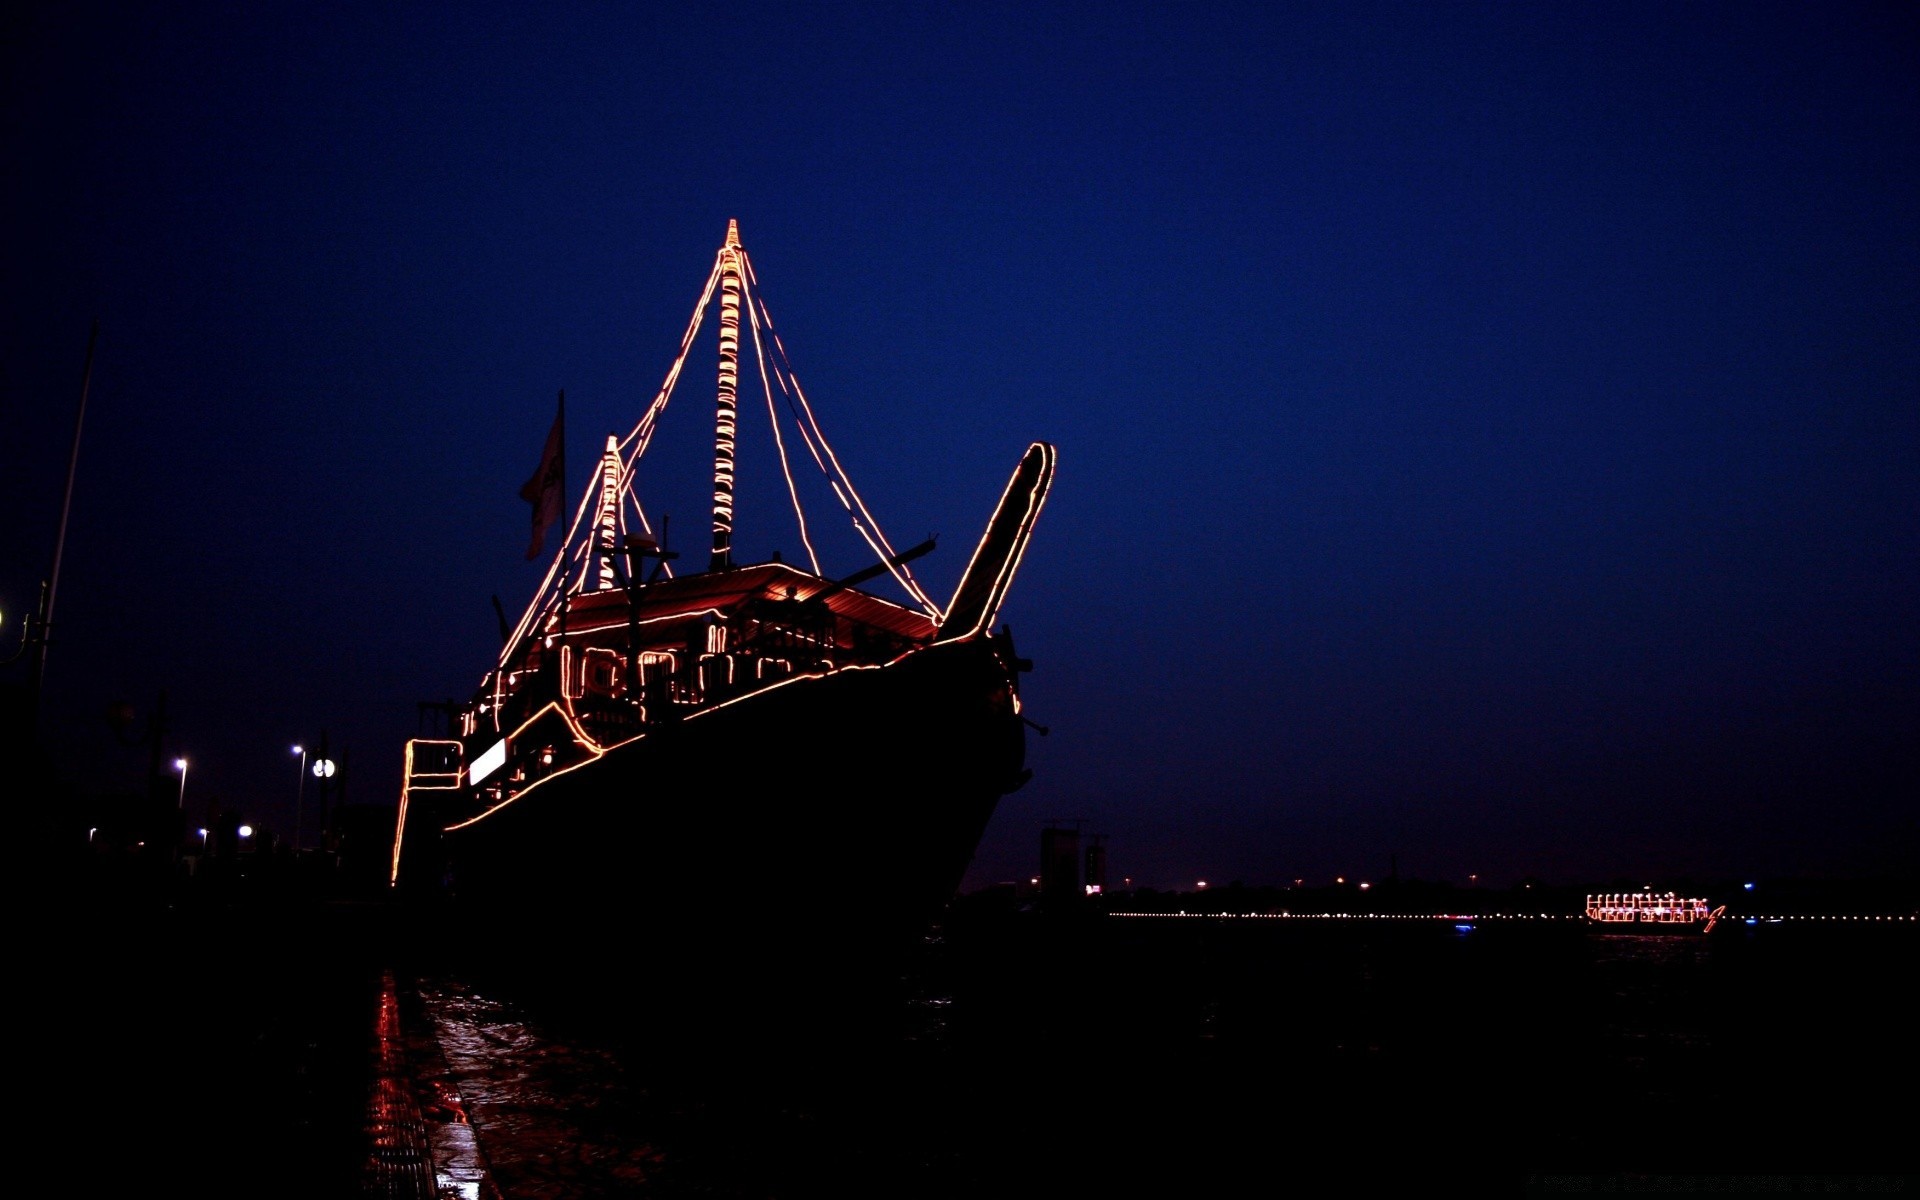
left=238, top=825, right=253, bottom=838
left=1743, top=882, right=1755, bottom=891
left=1196, top=880, right=1208, bottom=889
left=1359, top=882, right=1372, bottom=890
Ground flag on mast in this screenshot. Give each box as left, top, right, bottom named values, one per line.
left=520, top=390, right=565, bottom=560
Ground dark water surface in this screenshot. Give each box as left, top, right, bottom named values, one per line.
left=31, top=895, right=397, bottom=1198
left=405, top=912, right=1916, bottom=1196
left=24, top=890, right=1913, bottom=1197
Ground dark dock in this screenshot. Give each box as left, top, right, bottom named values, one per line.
left=27, top=872, right=494, bottom=1200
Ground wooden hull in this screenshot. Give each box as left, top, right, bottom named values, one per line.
left=401, top=636, right=1028, bottom=1000
left=1582, top=918, right=1716, bottom=935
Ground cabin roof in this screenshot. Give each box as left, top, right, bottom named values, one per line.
left=555, top=562, right=938, bottom=641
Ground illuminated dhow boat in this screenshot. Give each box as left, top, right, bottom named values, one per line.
left=1583, top=891, right=1726, bottom=933
left=391, top=221, right=1054, bottom=980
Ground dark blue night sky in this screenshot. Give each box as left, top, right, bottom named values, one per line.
left=5, top=2, right=1914, bottom=892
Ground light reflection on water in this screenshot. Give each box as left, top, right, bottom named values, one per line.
left=412, top=918, right=1914, bottom=1195
left=421, top=982, right=672, bottom=1198
left=1585, top=934, right=1719, bottom=1095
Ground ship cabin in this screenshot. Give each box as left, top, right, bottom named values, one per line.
left=1583, top=891, right=1712, bottom=924
left=454, top=562, right=938, bottom=809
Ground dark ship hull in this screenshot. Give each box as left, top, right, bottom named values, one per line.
left=1582, top=917, right=1719, bottom=935
left=418, top=636, right=1027, bottom=976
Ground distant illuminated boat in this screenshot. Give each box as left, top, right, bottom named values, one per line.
left=1583, top=890, right=1726, bottom=934
left=390, top=221, right=1055, bottom=989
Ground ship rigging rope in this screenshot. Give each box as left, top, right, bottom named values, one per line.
left=741, top=250, right=942, bottom=617
left=498, top=254, right=726, bottom=669
left=618, top=253, right=726, bottom=461
left=497, top=230, right=947, bottom=673
left=621, top=490, right=672, bottom=581
left=497, top=454, right=608, bottom=668
left=740, top=266, right=822, bottom=574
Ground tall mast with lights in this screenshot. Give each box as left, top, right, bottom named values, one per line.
left=591, top=434, right=622, bottom=592
left=709, top=219, right=743, bottom=572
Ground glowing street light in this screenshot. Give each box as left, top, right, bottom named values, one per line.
left=292, top=744, right=308, bottom=852
left=174, top=757, right=189, bottom=809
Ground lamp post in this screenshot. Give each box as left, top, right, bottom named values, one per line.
left=292, top=744, right=308, bottom=853
left=174, top=757, right=188, bottom=809
left=312, top=756, right=337, bottom=854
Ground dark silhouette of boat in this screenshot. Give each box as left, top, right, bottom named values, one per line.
left=391, top=223, right=1054, bottom=991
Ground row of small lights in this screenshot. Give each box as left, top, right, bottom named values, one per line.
left=1110, top=912, right=1571, bottom=920
left=1115, top=880, right=1915, bottom=923
left=1108, top=911, right=1917, bottom=922
left=1736, top=915, right=1916, bottom=922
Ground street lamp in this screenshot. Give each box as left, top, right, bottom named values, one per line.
left=174, top=757, right=188, bottom=809
left=292, top=744, right=308, bottom=852
left=311, top=757, right=337, bottom=853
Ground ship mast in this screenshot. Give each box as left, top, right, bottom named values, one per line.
left=709, top=219, right=744, bottom=572
left=591, top=434, right=622, bottom=591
